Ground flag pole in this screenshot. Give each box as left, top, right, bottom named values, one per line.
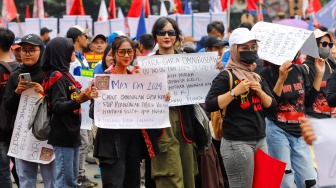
left=227, top=0, right=230, bottom=30
left=16, top=14, right=23, bottom=36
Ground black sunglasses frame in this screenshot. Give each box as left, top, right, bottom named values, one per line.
left=157, top=30, right=177, bottom=36
left=320, top=41, right=333, bottom=48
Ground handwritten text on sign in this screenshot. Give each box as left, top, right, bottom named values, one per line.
left=94, top=74, right=170, bottom=129
left=251, top=22, right=319, bottom=66
left=8, top=89, right=54, bottom=164
left=74, top=76, right=94, bottom=130
left=138, top=52, right=219, bottom=106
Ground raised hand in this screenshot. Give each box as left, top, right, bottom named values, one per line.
left=314, top=57, right=326, bottom=76
left=278, top=60, right=293, bottom=82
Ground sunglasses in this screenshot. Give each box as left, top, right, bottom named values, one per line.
left=320, top=41, right=333, bottom=48
left=115, top=49, right=134, bottom=57
left=157, top=30, right=177, bottom=36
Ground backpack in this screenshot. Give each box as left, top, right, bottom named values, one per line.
left=28, top=96, right=52, bottom=141
left=210, top=69, right=233, bottom=141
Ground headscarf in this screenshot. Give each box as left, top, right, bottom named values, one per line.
left=101, top=44, right=112, bottom=71
left=19, top=34, right=45, bottom=84
left=225, top=44, right=257, bottom=81
left=41, top=37, right=74, bottom=75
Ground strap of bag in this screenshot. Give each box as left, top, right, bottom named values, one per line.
left=0, top=61, right=13, bottom=73
left=221, top=69, right=233, bottom=116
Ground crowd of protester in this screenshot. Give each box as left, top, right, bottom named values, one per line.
left=0, top=15, right=335, bottom=188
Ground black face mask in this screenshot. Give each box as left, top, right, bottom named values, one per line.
left=239, top=51, right=259, bottom=65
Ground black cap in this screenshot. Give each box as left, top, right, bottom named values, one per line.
left=40, top=27, right=52, bottom=36
left=204, top=36, right=227, bottom=48
left=18, top=34, right=44, bottom=46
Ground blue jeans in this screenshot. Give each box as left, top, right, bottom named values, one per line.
left=53, top=146, right=79, bottom=188
left=266, top=118, right=318, bottom=188
left=0, top=142, right=12, bottom=188
left=15, top=158, right=56, bottom=188
left=220, top=137, right=268, bottom=188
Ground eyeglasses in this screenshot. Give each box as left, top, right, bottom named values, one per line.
left=157, top=30, right=177, bottom=36
left=238, top=44, right=258, bottom=52
left=320, top=41, right=333, bottom=48
left=21, top=48, right=39, bottom=56
left=115, top=49, right=135, bottom=57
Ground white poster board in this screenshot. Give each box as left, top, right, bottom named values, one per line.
left=94, top=74, right=170, bottom=129
left=8, top=22, right=25, bottom=37
left=138, top=52, right=219, bottom=106
left=24, top=18, right=58, bottom=39
left=8, top=89, right=54, bottom=164
left=59, top=17, right=93, bottom=37
left=311, top=118, right=336, bottom=187
left=251, top=22, right=319, bottom=66
left=74, top=76, right=94, bottom=130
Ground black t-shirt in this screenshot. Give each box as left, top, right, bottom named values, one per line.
left=327, top=71, right=336, bottom=108
left=0, top=61, right=20, bottom=143
left=303, top=58, right=335, bottom=118
left=205, top=70, right=276, bottom=141
left=260, top=65, right=319, bottom=137
left=47, top=73, right=82, bottom=147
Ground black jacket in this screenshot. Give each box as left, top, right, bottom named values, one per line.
left=46, top=72, right=82, bottom=147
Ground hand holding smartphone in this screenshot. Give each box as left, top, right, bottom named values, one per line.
left=19, top=73, right=31, bottom=87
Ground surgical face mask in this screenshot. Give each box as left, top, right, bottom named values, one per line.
left=239, top=51, right=259, bottom=65
left=318, top=47, right=330, bottom=59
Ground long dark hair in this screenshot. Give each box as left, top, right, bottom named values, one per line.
left=151, top=17, right=181, bottom=46
left=112, top=36, right=136, bottom=65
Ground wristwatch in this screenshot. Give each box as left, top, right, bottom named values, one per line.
left=230, top=90, right=236, bottom=98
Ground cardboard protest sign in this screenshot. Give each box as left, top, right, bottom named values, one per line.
left=253, top=148, right=286, bottom=188
left=137, top=52, right=219, bottom=106
left=251, top=22, right=319, bottom=66
left=74, top=76, right=94, bottom=130
left=311, top=118, right=336, bottom=186
left=8, top=89, right=54, bottom=164
left=94, top=74, right=170, bottom=129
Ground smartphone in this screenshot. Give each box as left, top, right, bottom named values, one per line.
left=19, top=73, right=31, bottom=87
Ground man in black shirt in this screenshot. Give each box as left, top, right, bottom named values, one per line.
left=0, top=28, right=20, bottom=188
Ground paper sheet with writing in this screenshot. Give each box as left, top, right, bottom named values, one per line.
left=138, top=52, right=219, bottom=106
left=251, top=22, right=319, bottom=66
left=94, top=74, right=170, bottom=129
left=74, top=76, right=94, bottom=130
left=8, top=89, right=55, bottom=164
left=311, top=118, right=336, bottom=187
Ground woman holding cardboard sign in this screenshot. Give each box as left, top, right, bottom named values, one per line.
left=4, top=34, right=56, bottom=188
left=205, top=28, right=276, bottom=187
left=260, top=39, right=326, bottom=187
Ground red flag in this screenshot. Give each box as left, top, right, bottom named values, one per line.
left=26, top=5, right=31, bottom=18
left=252, top=149, right=286, bottom=188
left=127, top=0, right=150, bottom=17
left=247, top=0, right=258, bottom=11
left=69, top=0, right=86, bottom=15
left=221, top=0, right=234, bottom=12
left=1, top=0, right=18, bottom=22
left=306, top=0, right=322, bottom=15
left=108, top=0, right=116, bottom=19
left=174, top=0, right=183, bottom=14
